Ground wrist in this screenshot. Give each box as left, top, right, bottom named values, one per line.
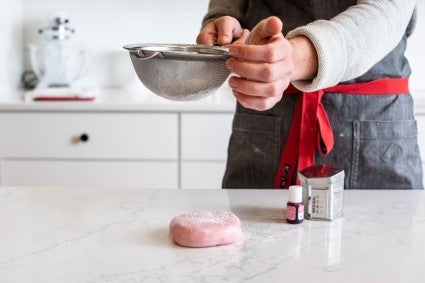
left=288, top=36, right=318, bottom=81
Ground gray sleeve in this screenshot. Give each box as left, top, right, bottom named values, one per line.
left=201, top=0, right=248, bottom=28
left=286, top=0, right=417, bottom=91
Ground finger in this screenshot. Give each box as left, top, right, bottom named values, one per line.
left=215, top=16, right=242, bottom=45
left=232, top=90, right=281, bottom=111
left=229, top=36, right=290, bottom=62
left=196, top=23, right=218, bottom=45
left=228, top=76, right=289, bottom=98
left=247, top=16, right=283, bottom=44
left=229, top=36, right=292, bottom=63
left=227, top=58, right=294, bottom=82
left=231, top=29, right=250, bottom=45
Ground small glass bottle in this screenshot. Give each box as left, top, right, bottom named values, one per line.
left=287, top=185, right=304, bottom=224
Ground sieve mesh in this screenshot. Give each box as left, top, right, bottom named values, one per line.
left=125, top=44, right=231, bottom=101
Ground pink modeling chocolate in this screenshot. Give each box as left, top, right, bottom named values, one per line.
left=169, top=210, right=242, bottom=248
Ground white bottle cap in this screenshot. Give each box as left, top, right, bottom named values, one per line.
left=288, top=185, right=302, bottom=203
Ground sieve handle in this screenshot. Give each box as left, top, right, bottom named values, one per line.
left=134, top=50, right=160, bottom=60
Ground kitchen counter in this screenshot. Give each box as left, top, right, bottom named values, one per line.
left=1, top=187, right=424, bottom=282
left=0, top=88, right=236, bottom=113
left=1, top=88, right=425, bottom=114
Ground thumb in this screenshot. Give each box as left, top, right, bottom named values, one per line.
left=231, top=29, right=250, bottom=45
left=247, top=16, right=282, bottom=44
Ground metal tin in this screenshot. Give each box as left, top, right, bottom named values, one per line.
left=298, top=165, right=345, bottom=221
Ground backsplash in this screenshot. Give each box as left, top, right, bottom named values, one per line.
left=0, top=1, right=23, bottom=93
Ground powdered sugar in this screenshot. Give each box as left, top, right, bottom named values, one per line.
left=170, top=210, right=239, bottom=229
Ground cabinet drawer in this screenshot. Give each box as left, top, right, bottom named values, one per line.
left=0, top=160, right=178, bottom=189
left=181, top=113, right=233, bottom=160
left=0, top=113, right=178, bottom=159
left=181, top=162, right=226, bottom=189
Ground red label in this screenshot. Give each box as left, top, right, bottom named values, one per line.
left=287, top=206, right=296, bottom=221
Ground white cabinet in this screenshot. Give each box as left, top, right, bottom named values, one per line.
left=416, top=115, right=425, bottom=186
left=180, top=113, right=233, bottom=189
left=181, top=162, right=227, bottom=189
left=0, top=112, right=179, bottom=189
left=0, top=106, right=234, bottom=189
left=1, top=160, right=178, bottom=188
left=0, top=113, right=178, bottom=159
left=181, top=113, right=233, bottom=160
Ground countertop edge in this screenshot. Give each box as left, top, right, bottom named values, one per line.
left=0, top=89, right=424, bottom=114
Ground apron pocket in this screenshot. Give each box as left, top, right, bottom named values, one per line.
left=351, top=120, right=423, bottom=189
left=223, top=113, right=282, bottom=188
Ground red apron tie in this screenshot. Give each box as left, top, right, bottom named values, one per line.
left=274, top=78, right=410, bottom=189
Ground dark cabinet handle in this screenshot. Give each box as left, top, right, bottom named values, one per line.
left=80, top=133, right=89, bottom=142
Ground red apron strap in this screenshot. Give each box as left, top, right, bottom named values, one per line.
left=274, top=78, right=409, bottom=189
left=316, top=100, right=334, bottom=155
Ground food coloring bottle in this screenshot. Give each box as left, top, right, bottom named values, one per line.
left=286, top=185, right=304, bottom=224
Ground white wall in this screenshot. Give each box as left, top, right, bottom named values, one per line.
left=0, top=0, right=23, bottom=93
left=7, top=0, right=425, bottom=94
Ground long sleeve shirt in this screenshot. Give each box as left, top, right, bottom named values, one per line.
left=202, top=0, right=417, bottom=91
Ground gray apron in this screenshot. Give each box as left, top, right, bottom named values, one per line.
left=222, top=0, right=423, bottom=189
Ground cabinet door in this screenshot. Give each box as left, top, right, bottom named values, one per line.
left=0, top=160, right=178, bottom=189
left=181, top=113, right=233, bottom=160
left=417, top=116, right=425, bottom=157
left=181, top=162, right=226, bottom=189
left=0, top=113, right=178, bottom=160
left=417, top=115, right=425, bottom=186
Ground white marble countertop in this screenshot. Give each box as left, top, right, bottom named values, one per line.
left=1, top=187, right=424, bottom=282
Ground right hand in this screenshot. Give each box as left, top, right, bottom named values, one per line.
left=196, top=16, right=243, bottom=45
left=226, top=16, right=295, bottom=111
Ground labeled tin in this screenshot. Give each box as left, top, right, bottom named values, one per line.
left=298, top=165, right=345, bottom=221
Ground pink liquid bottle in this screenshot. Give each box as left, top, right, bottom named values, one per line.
left=286, top=185, right=304, bottom=224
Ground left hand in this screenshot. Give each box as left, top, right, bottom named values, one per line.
left=226, top=16, right=294, bottom=111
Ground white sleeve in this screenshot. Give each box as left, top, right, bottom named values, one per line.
left=286, top=0, right=417, bottom=91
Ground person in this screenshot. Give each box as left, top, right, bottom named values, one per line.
left=196, top=0, right=424, bottom=189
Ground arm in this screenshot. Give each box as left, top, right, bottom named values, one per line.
left=287, top=0, right=417, bottom=91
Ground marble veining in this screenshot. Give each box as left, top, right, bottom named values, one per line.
left=1, top=187, right=425, bottom=282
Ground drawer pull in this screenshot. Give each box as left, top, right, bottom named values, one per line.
left=80, top=133, right=89, bottom=142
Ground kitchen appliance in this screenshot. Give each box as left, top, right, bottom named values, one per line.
left=123, top=44, right=230, bottom=101
left=26, top=12, right=92, bottom=101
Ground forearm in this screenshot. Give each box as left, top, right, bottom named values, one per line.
left=286, top=0, right=417, bottom=91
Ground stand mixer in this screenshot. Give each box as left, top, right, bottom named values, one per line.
left=26, top=12, right=94, bottom=101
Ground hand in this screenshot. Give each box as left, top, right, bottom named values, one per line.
left=225, top=16, right=295, bottom=111
left=226, top=16, right=318, bottom=111
left=196, top=16, right=243, bottom=45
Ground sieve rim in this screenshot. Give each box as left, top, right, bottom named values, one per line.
left=123, top=43, right=230, bottom=60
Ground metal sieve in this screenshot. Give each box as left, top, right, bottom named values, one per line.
left=123, top=44, right=231, bottom=101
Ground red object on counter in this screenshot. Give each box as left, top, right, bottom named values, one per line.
left=33, top=96, right=95, bottom=101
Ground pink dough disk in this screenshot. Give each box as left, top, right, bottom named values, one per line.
left=169, top=210, right=242, bottom=248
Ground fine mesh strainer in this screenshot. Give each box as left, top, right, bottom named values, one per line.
left=123, top=44, right=231, bottom=101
